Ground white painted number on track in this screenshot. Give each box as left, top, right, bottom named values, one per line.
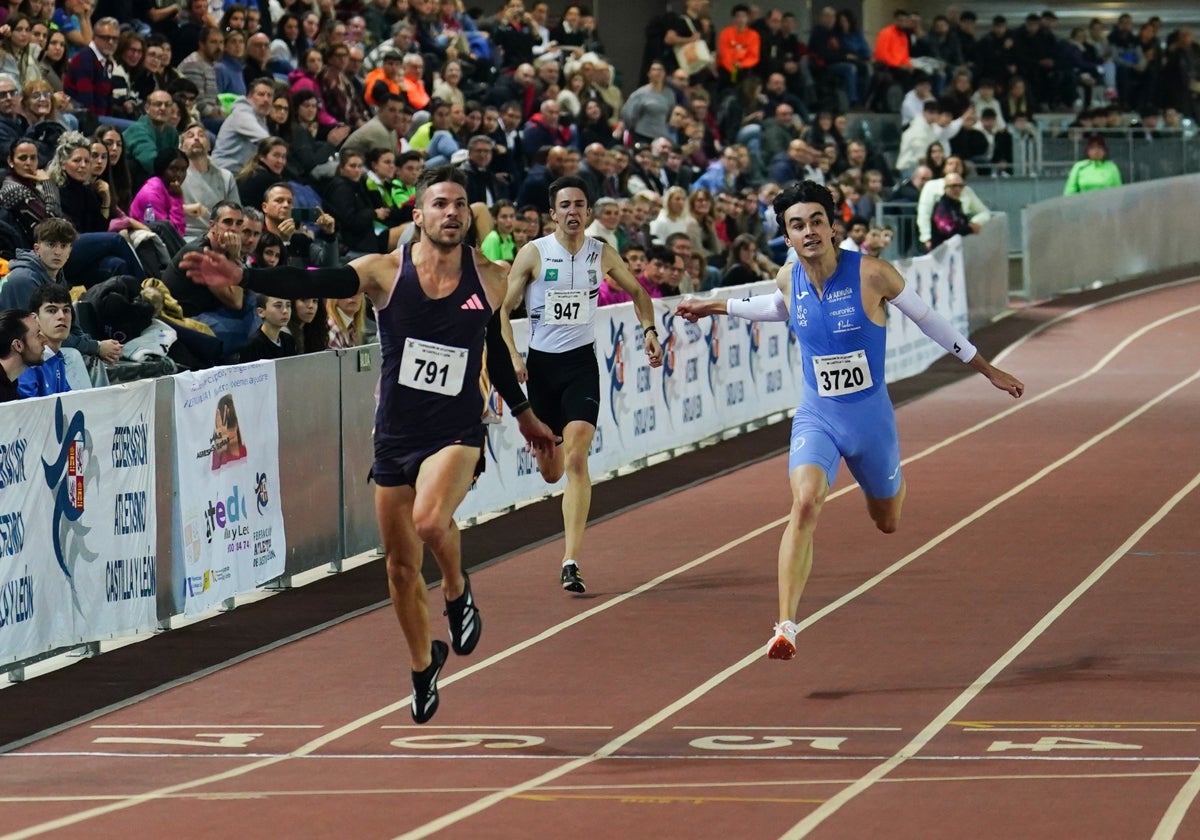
left=988, top=736, right=1143, bottom=753
left=689, top=735, right=846, bottom=752
left=93, top=733, right=263, bottom=749
left=389, top=734, right=545, bottom=750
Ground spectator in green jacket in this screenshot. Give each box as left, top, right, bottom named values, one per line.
left=1064, top=135, right=1123, bottom=195
left=122, top=90, right=181, bottom=181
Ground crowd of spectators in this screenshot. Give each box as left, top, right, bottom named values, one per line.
left=1, top=0, right=1198, bottom=402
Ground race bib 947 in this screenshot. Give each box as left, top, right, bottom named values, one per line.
left=543, top=288, right=589, bottom=325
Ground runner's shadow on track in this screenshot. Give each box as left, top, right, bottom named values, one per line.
left=804, top=655, right=1124, bottom=700
left=653, top=573, right=775, bottom=593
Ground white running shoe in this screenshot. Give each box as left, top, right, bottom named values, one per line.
left=766, top=622, right=798, bottom=660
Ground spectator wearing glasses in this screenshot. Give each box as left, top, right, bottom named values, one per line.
left=110, top=30, right=147, bottom=120
left=19, top=80, right=66, bottom=165
left=64, top=16, right=123, bottom=123
left=122, top=90, right=181, bottom=181
left=0, top=74, right=30, bottom=154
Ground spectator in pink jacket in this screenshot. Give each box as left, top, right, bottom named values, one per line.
left=130, top=147, right=196, bottom=237
left=288, top=48, right=338, bottom=127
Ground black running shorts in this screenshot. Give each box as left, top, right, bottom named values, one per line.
left=371, top=427, right=487, bottom=488
left=526, top=344, right=600, bottom=435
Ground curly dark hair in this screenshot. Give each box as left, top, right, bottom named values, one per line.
left=772, top=179, right=836, bottom=235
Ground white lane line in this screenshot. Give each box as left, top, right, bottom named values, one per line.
left=781, top=466, right=1200, bottom=839
left=379, top=725, right=613, bottom=730
left=89, top=725, right=324, bottom=730
left=5, top=297, right=1193, bottom=840
left=1153, top=760, right=1200, bottom=838
left=0, top=770, right=1194, bottom=805
left=962, top=728, right=1195, bottom=734
left=9, top=752, right=1200, bottom=764
left=671, top=726, right=902, bottom=732
left=395, top=367, right=1200, bottom=839
left=992, top=275, right=1200, bottom=365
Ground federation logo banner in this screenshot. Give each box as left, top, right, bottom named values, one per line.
left=173, top=362, right=286, bottom=616
left=0, top=382, right=157, bottom=666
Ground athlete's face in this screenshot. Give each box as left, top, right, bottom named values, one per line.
left=414, top=182, right=470, bottom=248
left=782, top=201, right=835, bottom=258
left=550, top=187, right=591, bottom=236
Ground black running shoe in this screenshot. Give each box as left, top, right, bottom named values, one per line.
left=444, top=574, right=482, bottom=656
left=411, top=640, right=448, bottom=724
left=560, top=562, right=586, bottom=593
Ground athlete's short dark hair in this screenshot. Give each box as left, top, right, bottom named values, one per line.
left=773, top=179, right=836, bottom=234
left=547, top=175, right=592, bottom=209
left=414, top=164, right=468, bottom=208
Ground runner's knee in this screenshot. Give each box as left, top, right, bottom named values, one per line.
left=385, top=553, right=422, bottom=589
left=790, top=491, right=824, bottom=530
left=413, top=511, right=450, bottom=547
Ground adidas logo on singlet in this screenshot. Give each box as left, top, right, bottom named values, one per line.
left=460, top=294, right=484, bottom=310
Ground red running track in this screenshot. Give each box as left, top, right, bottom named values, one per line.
left=2, top=277, right=1199, bottom=839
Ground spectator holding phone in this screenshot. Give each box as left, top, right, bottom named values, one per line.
left=259, top=180, right=336, bottom=268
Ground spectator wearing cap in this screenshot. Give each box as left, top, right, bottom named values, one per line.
left=1064, top=135, right=1122, bottom=195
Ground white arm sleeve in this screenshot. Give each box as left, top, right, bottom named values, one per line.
left=726, top=290, right=789, bottom=322
left=889, top=283, right=977, bottom=362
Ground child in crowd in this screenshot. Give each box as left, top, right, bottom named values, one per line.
left=240, top=294, right=297, bottom=362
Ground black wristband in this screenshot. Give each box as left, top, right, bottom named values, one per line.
left=643, top=326, right=658, bottom=337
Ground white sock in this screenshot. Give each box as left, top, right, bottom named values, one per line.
left=562, top=558, right=578, bottom=568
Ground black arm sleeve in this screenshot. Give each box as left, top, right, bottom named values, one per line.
left=485, top=311, right=529, bottom=415
left=241, top=265, right=362, bottom=300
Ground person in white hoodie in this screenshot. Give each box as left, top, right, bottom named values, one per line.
left=894, top=99, right=965, bottom=174
left=211, top=77, right=273, bottom=172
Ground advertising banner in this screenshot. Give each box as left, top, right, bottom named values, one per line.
left=457, top=239, right=968, bottom=525
left=173, top=363, right=286, bottom=615
left=0, top=383, right=157, bottom=665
